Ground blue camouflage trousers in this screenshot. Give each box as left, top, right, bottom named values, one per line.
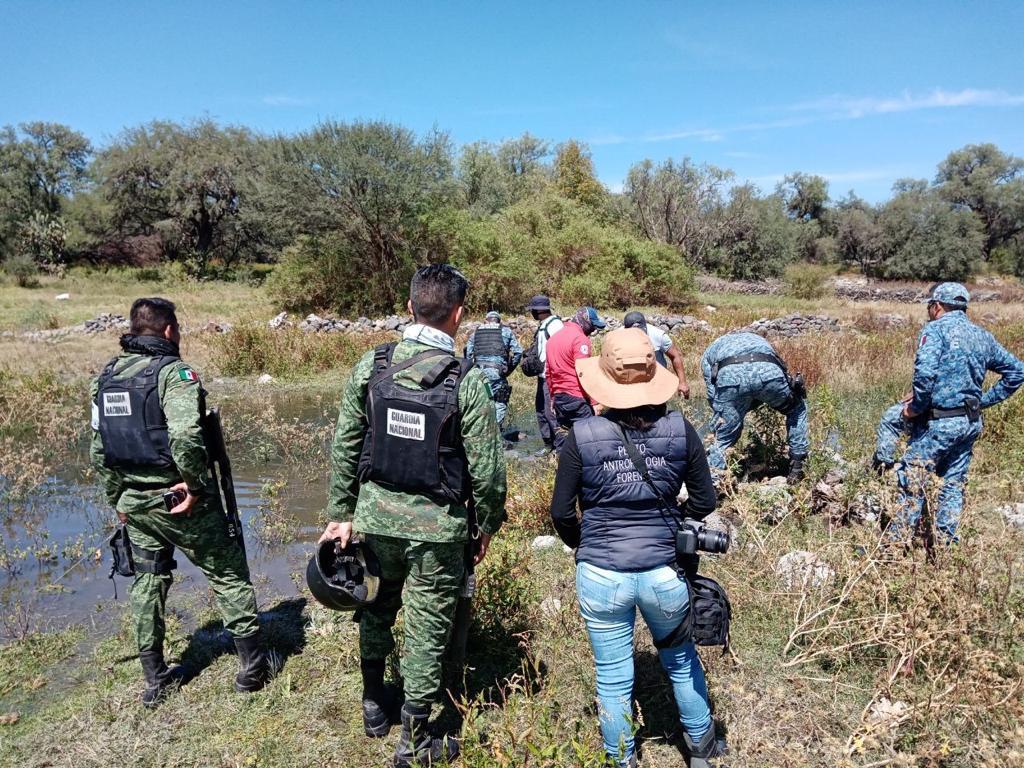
left=479, top=366, right=511, bottom=427
left=874, top=404, right=910, bottom=464
left=707, top=377, right=809, bottom=470
left=891, top=416, right=982, bottom=542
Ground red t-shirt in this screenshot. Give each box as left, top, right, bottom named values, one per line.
left=545, top=321, right=592, bottom=402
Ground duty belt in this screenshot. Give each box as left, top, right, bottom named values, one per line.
left=929, top=406, right=968, bottom=419
left=710, top=352, right=786, bottom=384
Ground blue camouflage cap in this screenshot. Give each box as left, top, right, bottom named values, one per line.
left=485, top=310, right=501, bottom=322
left=924, top=282, right=970, bottom=308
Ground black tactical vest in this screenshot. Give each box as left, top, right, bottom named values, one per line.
left=95, top=355, right=180, bottom=469
left=358, top=343, right=473, bottom=505
left=470, top=326, right=508, bottom=370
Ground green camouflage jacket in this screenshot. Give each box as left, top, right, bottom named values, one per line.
left=328, top=339, right=507, bottom=543
left=90, top=351, right=212, bottom=515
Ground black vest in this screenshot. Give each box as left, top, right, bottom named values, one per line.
left=470, top=326, right=508, bottom=371
left=358, top=343, right=473, bottom=505
left=574, top=412, right=688, bottom=571
left=95, top=354, right=180, bottom=469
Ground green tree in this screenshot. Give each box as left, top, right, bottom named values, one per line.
left=457, top=134, right=552, bottom=214
left=708, top=186, right=798, bottom=280
left=270, top=120, right=455, bottom=313
left=777, top=172, right=830, bottom=222
left=834, top=194, right=884, bottom=275
left=876, top=183, right=983, bottom=281
left=95, top=120, right=274, bottom=275
left=553, top=140, right=607, bottom=212
left=935, top=143, right=1024, bottom=262
left=0, top=122, right=91, bottom=261
left=623, top=157, right=736, bottom=269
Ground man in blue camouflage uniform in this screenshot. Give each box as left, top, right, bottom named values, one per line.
left=701, top=331, right=810, bottom=483
left=872, top=401, right=910, bottom=472
left=887, top=283, right=1024, bottom=544
left=465, top=310, right=523, bottom=427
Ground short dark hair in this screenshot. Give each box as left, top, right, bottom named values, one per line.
left=130, top=297, right=178, bottom=336
left=605, top=403, right=667, bottom=432
left=410, top=264, right=469, bottom=325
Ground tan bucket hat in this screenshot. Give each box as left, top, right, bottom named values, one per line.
left=575, top=327, right=678, bottom=409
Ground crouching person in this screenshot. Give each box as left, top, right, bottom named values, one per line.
left=549, top=328, right=725, bottom=767
left=91, top=298, right=269, bottom=708
left=320, top=265, right=507, bottom=767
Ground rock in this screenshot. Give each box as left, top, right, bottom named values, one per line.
left=299, top=314, right=326, bottom=332
left=385, top=316, right=401, bottom=331
left=867, top=697, right=910, bottom=726
left=55, top=293, right=70, bottom=301
left=997, top=502, right=1024, bottom=529
left=563, top=544, right=574, bottom=554
left=701, top=511, right=739, bottom=548
left=704, top=305, right=717, bottom=313
left=268, top=311, right=290, bottom=330
left=742, top=481, right=792, bottom=524
left=531, top=535, right=559, bottom=550
left=540, top=596, right=562, bottom=618
left=775, top=550, right=834, bottom=589
left=203, top=320, right=232, bottom=334
left=257, top=373, right=274, bottom=385
left=766, top=475, right=788, bottom=487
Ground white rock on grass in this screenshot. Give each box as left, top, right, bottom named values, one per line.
left=540, top=596, right=562, bottom=618
left=257, top=373, right=274, bottom=385
left=531, top=535, right=559, bottom=550
left=55, top=293, right=70, bottom=301
left=867, top=697, right=910, bottom=727
left=775, top=550, right=835, bottom=589
left=997, top=502, right=1024, bottom=529
left=268, top=311, right=290, bottom=329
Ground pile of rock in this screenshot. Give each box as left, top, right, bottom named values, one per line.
left=11, top=313, right=130, bottom=342
left=268, top=312, right=416, bottom=334
left=743, top=313, right=841, bottom=338
left=812, top=463, right=881, bottom=526
left=996, top=503, right=1024, bottom=530
left=697, top=276, right=781, bottom=295
left=834, top=279, right=1003, bottom=304
left=602, top=313, right=712, bottom=334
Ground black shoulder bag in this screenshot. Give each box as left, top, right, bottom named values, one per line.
left=616, top=423, right=731, bottom=650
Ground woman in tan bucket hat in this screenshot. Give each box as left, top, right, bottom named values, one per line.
left=549, top=327, right=726, bottom=767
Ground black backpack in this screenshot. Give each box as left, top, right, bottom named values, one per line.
left=521, top=322, right=554, bottom=378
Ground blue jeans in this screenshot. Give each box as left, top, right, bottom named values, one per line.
left=575, top=561, right=713, bottom=765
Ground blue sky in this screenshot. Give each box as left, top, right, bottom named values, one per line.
left=2, top=1, right=1021, bottom=202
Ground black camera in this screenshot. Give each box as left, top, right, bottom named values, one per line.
left=676, top=518, right=730, bottom=557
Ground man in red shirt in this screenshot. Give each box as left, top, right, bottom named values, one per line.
left=545, top=306, right=606, bottom=452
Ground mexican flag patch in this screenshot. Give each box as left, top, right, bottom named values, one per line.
left=179, top=368, right=199, bottom=383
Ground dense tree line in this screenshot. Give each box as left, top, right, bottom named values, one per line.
left=1, top=118, right=1021, bottom=311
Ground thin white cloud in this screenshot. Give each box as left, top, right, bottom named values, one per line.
left=790, top=88, right=1024, bottom=118
left=587, top=87, right=1024, bottom=148
left=261, top=94, right=311, bottom=107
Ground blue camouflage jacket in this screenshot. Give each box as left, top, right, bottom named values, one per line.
left=465, top=323, right=523, bottom=375
left=911, top=310, right=1024, bottom=414
left=701, top=332, right=786, bottom=400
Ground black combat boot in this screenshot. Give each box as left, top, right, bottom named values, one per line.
left=362, top=658, right=403, bottom=738
left=233, top=631, right=271, bottom=693
left=139, top=649, right=186, bottom=709
left=683, top=726, right=727, bottom=768
left=393, top=703, right=459, bottom=767
left=787, top=454, right=807, bottom=484
left=871, top=455, right=895, bottom=475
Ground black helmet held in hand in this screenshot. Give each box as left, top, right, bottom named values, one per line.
left=306, top=538, right=381, bottom=611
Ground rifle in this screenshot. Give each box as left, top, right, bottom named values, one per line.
left=444, top=499, right=480, bottom=699
left=204, top=407, right=245, bottom=557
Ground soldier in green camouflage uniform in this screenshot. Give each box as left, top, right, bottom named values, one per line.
left=90, top=298, right=269, bottom=708
left=321, top=265, right=506, bottom=767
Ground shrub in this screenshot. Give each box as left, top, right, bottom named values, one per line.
left=267, top=235, right=414, bottom=316
left=208, top=325, right=390, bottom=377
left=783, top=263, right=834, bottom=300
left=3, top=254, right=41, bottom=288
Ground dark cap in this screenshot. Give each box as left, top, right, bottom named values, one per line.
left=623, top=311, right=647, bottom=331
left=526, top=295, right=552, bottom=312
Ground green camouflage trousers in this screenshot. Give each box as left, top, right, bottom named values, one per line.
left=360, top=534, right=464, bottom=707
left=125, top=493, right=259, bottom=653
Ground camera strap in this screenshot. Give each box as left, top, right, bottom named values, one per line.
left=615, top=423, right=679, bottom=514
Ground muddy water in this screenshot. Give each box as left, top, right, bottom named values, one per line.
left=0, top=392, right=713, bottom=640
